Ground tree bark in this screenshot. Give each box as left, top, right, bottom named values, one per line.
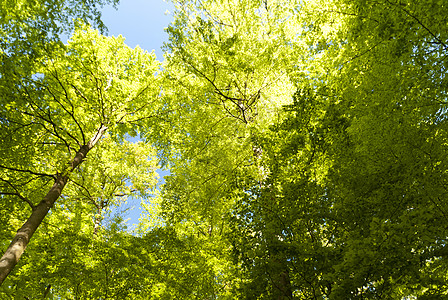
left=0, top=125, right=107, bottom=285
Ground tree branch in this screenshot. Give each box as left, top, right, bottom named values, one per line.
left=385, top=0, right=447, bottom=50
left=0, top=176, right=35, bottom=210
left=0, top=165, right=55, bottom=179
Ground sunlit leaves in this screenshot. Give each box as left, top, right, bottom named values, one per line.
left=0, top=24, right=162, bottom=297
left=156, top=0, right=448, bottom=298
left=2, top=0, right=448, bottom=298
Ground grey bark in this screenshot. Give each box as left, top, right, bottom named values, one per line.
left=0, top=125, right=107, bottom=285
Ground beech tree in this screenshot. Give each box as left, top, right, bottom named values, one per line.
left=150, top=1, right=301, bottom=296
left=0, top=26, right=160, bottom=286
left=152, top=0, right=448, bottom=298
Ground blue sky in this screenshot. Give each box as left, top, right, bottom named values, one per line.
left=102, top=0, right=174, bottom=60
left=101, top=0, right=174, bottom=229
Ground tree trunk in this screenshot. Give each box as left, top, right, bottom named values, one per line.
left=267, top=232, right=293, bottom=300
left=0, top=125, right=107, bottom=285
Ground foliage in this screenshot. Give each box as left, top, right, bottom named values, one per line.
left=154, top=0, right=448, bottom=298
left=2, top=0, right=448, bottom=298
left=0, top=25, right=160, bottom=295
left=0, top=0, right=118, bottom=59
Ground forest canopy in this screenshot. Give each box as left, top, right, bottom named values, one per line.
left=1, top=0, right=447, bottom=299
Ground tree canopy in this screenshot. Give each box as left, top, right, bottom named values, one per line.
left=1, top=0, right=447, bottom=298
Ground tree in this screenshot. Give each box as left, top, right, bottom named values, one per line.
left=154, top=0, right=304, bottom=296
left=0, top=0, right=119, bottom=286
left=0, top=25, right=160, bottom=285
left=155, top=0, right=448, bottom=298
left=229, top=0, right=448, bottom=297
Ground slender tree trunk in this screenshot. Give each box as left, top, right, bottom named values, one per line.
left=0, top=173, right=68, bottom=285
left=252, top=137, right=293, bottom=299
left=266, top=228, right=293, bottom=300
left=0, top=125, right=107, bottom=285
left=93, top=206, right=103, bottom=237
left=272, top=261, right=293, bottom=300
